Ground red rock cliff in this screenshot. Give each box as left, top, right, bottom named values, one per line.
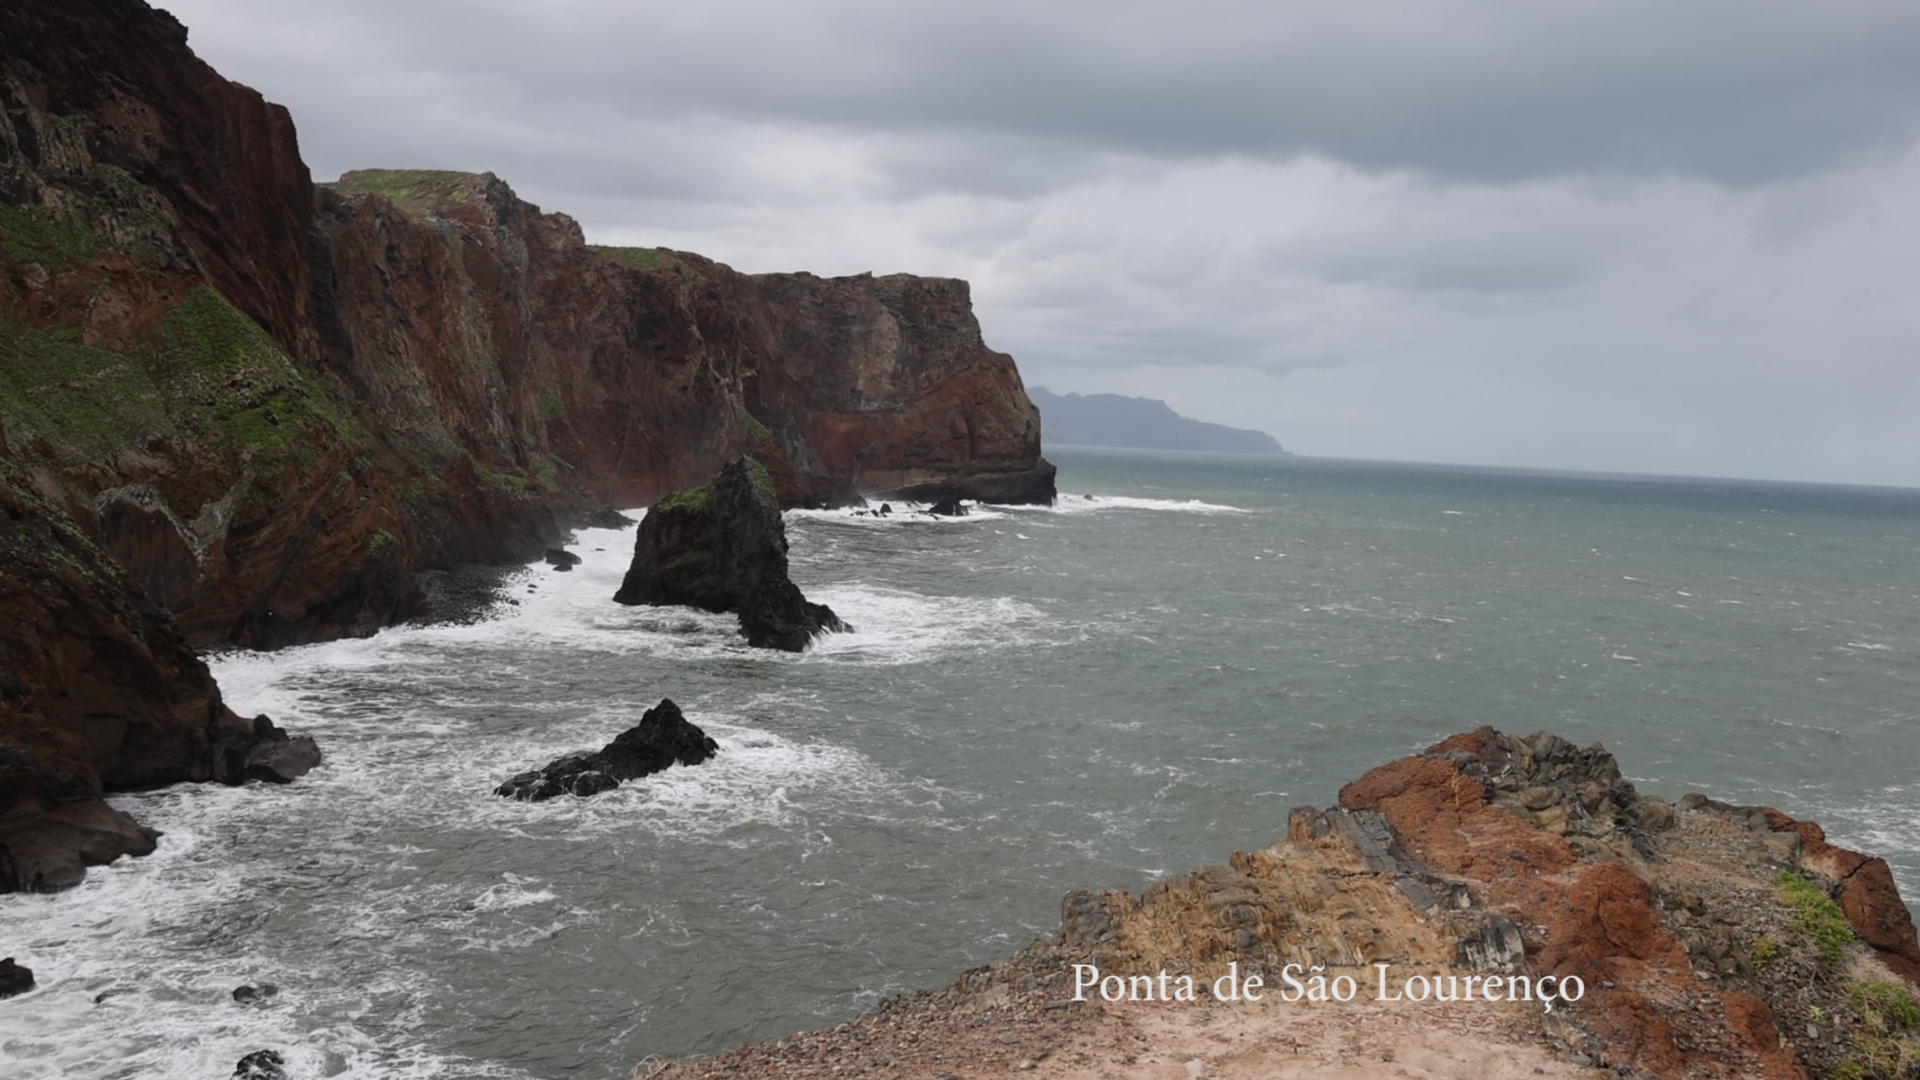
left=0, top=0, right=1053, bottom=889
left=312, top=170, right=1054, bottom=510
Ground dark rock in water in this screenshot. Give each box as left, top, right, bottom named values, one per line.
left=796, top=490, right=868, bottom=510
left=878, top=503, right=893, bottom=516
left=925, top=499, right=969, bottom=517
left=543, top=547, right=582, bottom=571
left=232, top=982, right=279, bottom=1003
left=0, top=957, right=33, bottom=998
left=219, top=716, right=321, bottom=786
left=612, top=458, right=849, bottom=651
left=495, top=699, right=719, bottom=801
left=586, top=507, right=636, bottom=529
left=234, top=1049, right=287, bottom=1079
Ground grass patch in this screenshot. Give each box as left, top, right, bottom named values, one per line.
left=329, top=169, right=478, bottom=217
left=1777, top=870, right=1858, bottom=967
left=539, top=390, right=566, bottom=421
left=0, top=285, right=361, bottom=464
left=1751, top=934, right=1780, bottom=970
left=0, top=203, right=102, bottom=264
left=654, top=483, right=714, bottom=516
left=590, top=245, right=667, bottom=272
left=743, top=412, right=772, bottom=441
left=1840, top=980, right=1920, bottom=1079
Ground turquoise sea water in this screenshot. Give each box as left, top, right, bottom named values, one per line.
left=3, top=447, right=1917, bottom=1078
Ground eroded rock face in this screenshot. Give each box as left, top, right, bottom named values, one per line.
left=614, top=458, right=848, bottom=651
left=1339, top=727, right=1920, bottom=1080
left=0, top=455, right=315, bottom=892
left=0, top=0, right=1047, bottom=890
left=495, top=698, right=718, bottom=801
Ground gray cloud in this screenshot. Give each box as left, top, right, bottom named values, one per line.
left=182, top=0, right=1920, bottom=186
left=163, top=0, right=1920, bottom=485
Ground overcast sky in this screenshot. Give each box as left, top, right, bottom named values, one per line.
left=164, top=0, right=1920, bottom=486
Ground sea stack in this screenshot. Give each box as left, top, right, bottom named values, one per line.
left=613, top=458, right=848, bottom=651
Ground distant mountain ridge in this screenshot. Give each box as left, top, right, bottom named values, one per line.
left=1029, top=387, right=1286, bottom=455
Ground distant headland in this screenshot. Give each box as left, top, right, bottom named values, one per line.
left=1029, top=386, right=1287, bottom=455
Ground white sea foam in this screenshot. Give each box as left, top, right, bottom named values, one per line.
left=785, top=502, right=1011, bottom=526
left=1037, top=493, right=1250, bottom=515
left=805, top=587, right=1051, bottom=666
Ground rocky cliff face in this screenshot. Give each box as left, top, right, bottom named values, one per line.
left=673, top=730, right=1920, bottom=1080
left=314, top=169, right=1054, bottom=510
left=0, top=0, right=1054, bottom=890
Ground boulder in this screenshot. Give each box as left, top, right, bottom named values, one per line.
left=218, top=716, right=322, bottom=786
left=613, top=458, right=848, bottom=651
left=543, top=547, right=582, bottom=571
left=585, top=508, right=636, bottom=530
left=233, top=1050, right=287, bottom=1080
left=0, top=957, right=33, bottom=997
left=924, top=499, right=969, bottom=517
left=495, top=699, right=719, bottom=801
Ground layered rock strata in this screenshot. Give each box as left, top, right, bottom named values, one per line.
left=661, top=729, right=1919, bottom=1080
left=614, top=458, right=848, bottom=651
left=0, top=0, right=1051, bottom=888
left=495, top=699, right=718, bottom=801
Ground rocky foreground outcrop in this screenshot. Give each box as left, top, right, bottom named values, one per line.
left=495, top=699, right=718, bottom=801
left=0, top=0, right=1050, bottom=889
left=663, top=730, right=1919, bottom=1080
left=615, top=458, right=848, bottom=651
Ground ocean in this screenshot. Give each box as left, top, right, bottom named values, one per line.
left=4, top=447, right=1918, bottom=1078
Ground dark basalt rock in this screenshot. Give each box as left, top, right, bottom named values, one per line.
left=218, top=716, right=322, bottom=786
left=585, top=508, right=636, bottom=530
left=924, top=499, right=969, bottom=517
left=0, top=957, right=33, bottom=998
left=233, top=1049, right=287, bottom=1080
left=495, top=698, right=719, bottom=801
left=613, top=458, right=848, bottom=651
left=543, top=547, right=582, bottom=571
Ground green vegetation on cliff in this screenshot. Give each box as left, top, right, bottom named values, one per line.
left=1777, top=869, right=1859, bottom=967
left=653, top=457, right=774, bottom=517
left=0, top=285, right=361, bottom=464
left=329, top=169, right=477, bottom=216
left=589, top=245, right=667, bottom=272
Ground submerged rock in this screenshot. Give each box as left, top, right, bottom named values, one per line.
left=495, top=699, right=719, bottom=801
left=613, top=458, right=848, bottom=651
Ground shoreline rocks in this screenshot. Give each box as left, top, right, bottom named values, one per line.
left=496, top=699, right=719, bottom=801
left=658, top=728, right=1920, bottom=1080
left=613, top=458, right=848, bottom=651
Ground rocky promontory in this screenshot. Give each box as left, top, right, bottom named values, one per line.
left=614, top=458, right=847, bottom=651
left=0, top=0, right=1051, bottom=889
left=657, top=730, right=1918, bottom=1080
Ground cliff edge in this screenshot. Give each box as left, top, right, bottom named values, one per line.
left=659, top=730, right=1919, bottom=1080
left=0, top=0, right=1053, bottom=891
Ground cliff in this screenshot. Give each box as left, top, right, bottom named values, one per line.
left=315, top=169, right=1054, bottom=510
left=664, top=730, right=1920, bottom=1080
left=1028, top=386, right=1286, bottom=456
left=0, top=0, right=1053, bottom=891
